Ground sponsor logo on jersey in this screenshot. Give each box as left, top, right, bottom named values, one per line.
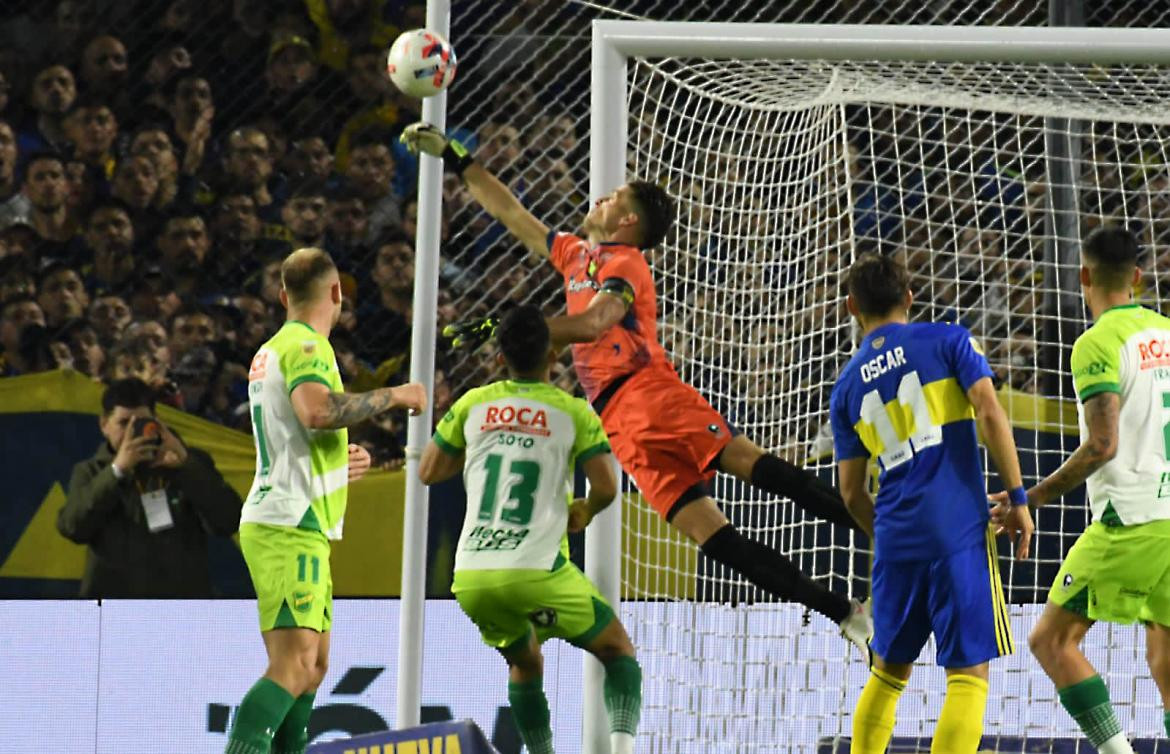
left=465, top=525, right=530, bottom=551
left=1075, top=361, right=1108, bottom=377
left=567, top=276, right=600, bottom=293
left=481, top=405, right=552, bottom=436
left=248, top=351, right=269, bottom=380
left=860, top=346, right=907, bottom=383
left=302, top=340, right=317, bottom=354
left=1138, top=337, right=1170, bottom=369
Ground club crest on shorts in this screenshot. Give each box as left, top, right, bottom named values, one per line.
left=293, top=590, right=314, bottom=613
left=529, top=608, right=557, bottom=627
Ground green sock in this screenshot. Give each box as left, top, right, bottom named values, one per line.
left=272, top=692, right=315, bottom=754
left=1058, top=675, right=1123, bottom=748
left=603, top=656, right=642, bottom=736
left=226, top=677, right=296, bottom=754
left=508, top=677, right=554, bottom=754
left=1164, top=710, right=1170, bottom=739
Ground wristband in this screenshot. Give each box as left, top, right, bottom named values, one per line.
left=1008, top=486, right=1028, bottom=507
left=442, top=138, right=474, bottom=176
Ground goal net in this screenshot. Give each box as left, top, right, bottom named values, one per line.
left=617, top=45, right=1170, bottom=752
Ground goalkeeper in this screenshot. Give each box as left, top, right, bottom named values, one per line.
left=419, top=305, right=641, bottom=754
left=403, top=123, right=870, bottom=648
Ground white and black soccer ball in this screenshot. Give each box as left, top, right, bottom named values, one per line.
left=386, top=28, right=457, bottom=99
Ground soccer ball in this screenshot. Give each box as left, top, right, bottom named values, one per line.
left=386, top=29, right=457, bottom=98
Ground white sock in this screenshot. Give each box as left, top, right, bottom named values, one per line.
left=610, top=731, right=635, bottom=754
left=1097, top=732, right=1135, bottom=754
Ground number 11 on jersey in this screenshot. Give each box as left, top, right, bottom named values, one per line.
left=859, top=371, right=943, bottom=470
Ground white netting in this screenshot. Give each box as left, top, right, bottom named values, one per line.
left=622, top=55, right=1170, bottom=751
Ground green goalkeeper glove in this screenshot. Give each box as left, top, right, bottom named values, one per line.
left=442, top=316, right=498, bottom=349
left=399, top=122, right=473, bottom=175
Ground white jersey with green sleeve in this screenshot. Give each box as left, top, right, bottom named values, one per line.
left=1071, top=304, right=1170, bottom=525
left=433, top=379, right=611, bottom=572
left=241, top=320, right=349, bottom=539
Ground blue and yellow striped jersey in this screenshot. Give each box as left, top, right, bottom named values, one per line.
left=830, top=321, right=994, bottom=561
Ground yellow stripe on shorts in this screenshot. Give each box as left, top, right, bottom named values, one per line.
left=985, top=526, right=1014, bottom=655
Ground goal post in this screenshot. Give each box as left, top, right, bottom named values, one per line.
left=587, top=20, right=1170, bottom=751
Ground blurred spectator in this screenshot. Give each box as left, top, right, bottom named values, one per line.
left=82, top=199, right=135, bottom=293
left=110, top=154, right=162, bottom=237
left=345, top=127, right=401, bottom=240
left=304, top=0, right=401, bottom=72
left=36, top=261, right=88, bottom=328
left=156, top=209, right=217, bottom=301
left=137, top=32, right=192, bottom=112
left=78, top=33, right=131, bottom=117
left=282, top=133, right=333, bottom=180
left=360, top=229, right=413, bottom=362
left=234, top=32, right=319, bottom=128
left=0, top=256, right=35, bottom=300
left=325, top=182, right=370, bottom=267
left=23, top=150, right=78, bottom=256
left=88, top=293, right=132, bottom=346
left=0, top=118, right=17, bottom=207
left=210, top=188, right=290, bottom=287
left=231, top=293, right=272, bottom=355
left=280, top=178, right=328, bottom=248
left=0, top=293, right=46, bottom=376
left=220, top=126, right=281, bottom=220
left=168, top=304, right=216, bottom=365
left=53, top=317, right=103, bottom=378
left=57, top=377, right=242, bottom=598
left=18, top=62, right=76, bottom=156
left=334, top=44, right=404, bottom=174
left=0, top=68, right=11, bottom=119
left=126, top=124, right=183, bottom=209
left=164, top=71, right=215, bottom=172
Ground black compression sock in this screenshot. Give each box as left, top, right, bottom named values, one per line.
left=699, top=523, right=851, bottom=623
left=749, top=454, right=861, bottom=531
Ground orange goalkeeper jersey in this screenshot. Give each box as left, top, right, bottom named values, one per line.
left=548, top=231, right=671, bottom=402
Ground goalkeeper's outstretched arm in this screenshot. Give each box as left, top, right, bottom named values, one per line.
left=400, top=123, right=550, bottom=260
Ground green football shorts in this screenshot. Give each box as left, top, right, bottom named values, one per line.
left=1049, top=519, right=1170, bottom=626
left=452, top=560, right=616, bottom=652
left=240, top=522, right=333, bottom=633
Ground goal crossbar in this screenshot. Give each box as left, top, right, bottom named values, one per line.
left=595, top=21, right=1170, bottom=65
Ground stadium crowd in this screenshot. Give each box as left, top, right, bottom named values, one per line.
left=0, top=0, right=584, bottom=469
left=2, top=1, right=1156, bottom=474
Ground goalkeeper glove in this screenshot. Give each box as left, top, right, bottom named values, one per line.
left=442, top=316, right=498, bottom=349
left=399, top=122, right=474, bottom=176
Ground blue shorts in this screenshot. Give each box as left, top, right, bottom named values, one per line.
left=871, top=528, right=1013, bottom=668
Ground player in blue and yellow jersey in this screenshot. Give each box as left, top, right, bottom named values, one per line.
left=830, top=253, right=1034, bottom=754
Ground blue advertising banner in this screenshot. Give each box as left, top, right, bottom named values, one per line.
left=307, top=720, right=498, bottom=754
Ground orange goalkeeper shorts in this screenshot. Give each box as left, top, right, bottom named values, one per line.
left=599, top=365, right=735, bottom=519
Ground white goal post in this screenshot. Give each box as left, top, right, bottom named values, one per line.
left=586, top=20, right=1170, bottom=752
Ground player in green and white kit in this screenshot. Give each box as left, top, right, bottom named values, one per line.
left=226, top=248, right=425, bottom=754
left=419, top=305, right=641, bottom=754
left=992, top=227, right=1170, bottom=753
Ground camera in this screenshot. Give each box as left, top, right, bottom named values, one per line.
left=131, top=416, right=163, bottom=446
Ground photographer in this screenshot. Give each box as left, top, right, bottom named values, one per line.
left=56, top=378, right=242, bottom=597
